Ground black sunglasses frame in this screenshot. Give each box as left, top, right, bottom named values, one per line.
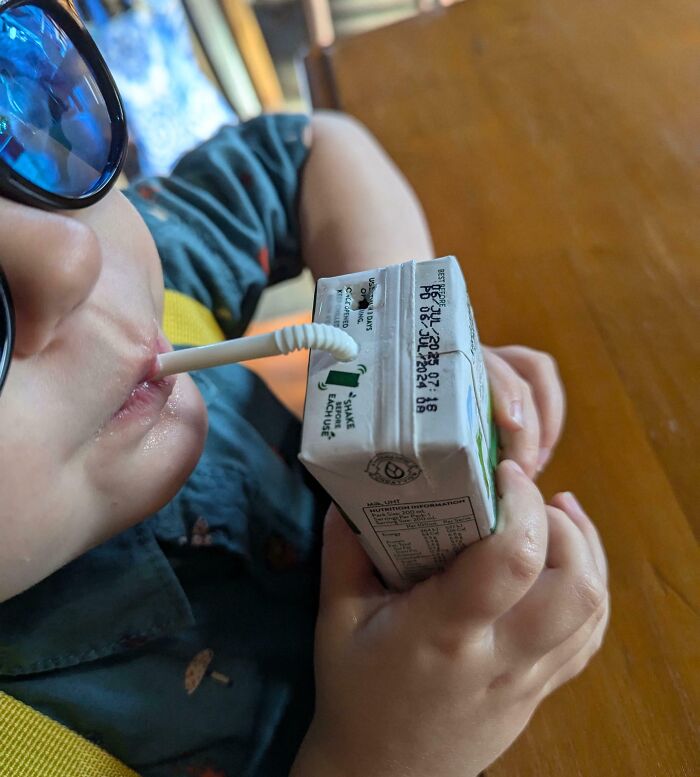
left=0, top=0, right=128, bottom=211
left=0, top=266, right=13, bottom=396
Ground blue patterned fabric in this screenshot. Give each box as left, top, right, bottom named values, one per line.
left=85, top=0, right=237, bottom=177
left=0, top=114, right=328, bottom=777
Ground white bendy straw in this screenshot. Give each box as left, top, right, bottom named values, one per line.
left=154, top=323, right=359, bottom=379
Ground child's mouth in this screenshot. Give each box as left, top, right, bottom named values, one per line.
left=112, top=374, right=177, bottom=423
left=111, top=334, right=176, bottom=423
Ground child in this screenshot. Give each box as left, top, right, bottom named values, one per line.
left=0, top=5, right=608, bottom=776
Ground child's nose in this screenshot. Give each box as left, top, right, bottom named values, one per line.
left=1, top=210, right=102, bottom=357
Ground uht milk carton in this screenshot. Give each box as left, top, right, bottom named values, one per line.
left=300, top=257, right=497, bottom=590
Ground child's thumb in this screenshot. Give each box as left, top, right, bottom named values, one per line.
left=319, top=504, right=385, bottom=616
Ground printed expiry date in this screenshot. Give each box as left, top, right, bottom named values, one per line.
left=416, top=283, right=444, bottom=414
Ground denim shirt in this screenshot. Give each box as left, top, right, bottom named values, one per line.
left=0, top=115, right=328, bottom=777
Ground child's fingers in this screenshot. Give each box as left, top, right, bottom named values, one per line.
left=418, top=460, right=548, bottom=632
left=537, top=492, right=609, bottom=689
left=540, top=596, right=610, bottom=696
left=483, top=349, right=541, bottom=477
left=318, top=504, right=387, bottom=623
left=549, top=491, right=608, bottom=586
left=489, top=346, right=565, bottom=473
left=496, top=505, right=606, bottom=658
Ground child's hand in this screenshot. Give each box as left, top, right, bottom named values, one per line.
left=483, top=345, right=565, bottom=477
left=292, top=461, right=608, bottom=777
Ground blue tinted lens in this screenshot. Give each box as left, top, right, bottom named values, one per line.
left=0, top=5, right=112, bottom=198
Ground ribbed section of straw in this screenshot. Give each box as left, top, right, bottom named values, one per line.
left=273, top=323, right=358, bottom=362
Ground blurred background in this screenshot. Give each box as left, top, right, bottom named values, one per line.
left=73, top=0, right=431, bottom=178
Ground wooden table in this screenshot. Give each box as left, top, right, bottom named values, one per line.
left=304, top=1, right=700, bottom=774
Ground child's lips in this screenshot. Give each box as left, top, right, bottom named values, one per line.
left=112, top=374, right=176, bottom=423
left=110, top=334, right=176, bottom=424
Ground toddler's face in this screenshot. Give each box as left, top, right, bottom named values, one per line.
left=0, top=190, right=207, bottom=599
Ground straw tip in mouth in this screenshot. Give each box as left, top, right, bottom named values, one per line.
left=146, top=354, right=166, bottom=381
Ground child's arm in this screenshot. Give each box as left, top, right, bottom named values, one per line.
left=299, top=112, right=435, bottom=277
left=291, top=466, right=609, bottom=777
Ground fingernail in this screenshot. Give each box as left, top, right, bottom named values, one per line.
left=504, top=459, right=525, bottom=476
left=496, top=460, right=524, bottom=499
left=562, top=491, right=583, bottom=514
left=536, top=447, right=550, bottom=473
left=509, top=400, right=524, bottom=429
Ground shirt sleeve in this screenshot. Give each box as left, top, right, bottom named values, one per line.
left=125, top=114, right=311, bottom=338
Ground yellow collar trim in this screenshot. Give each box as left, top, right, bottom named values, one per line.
left=163, top=289, right=225, bottom=347
left=0, top=692, right=139, bottom=777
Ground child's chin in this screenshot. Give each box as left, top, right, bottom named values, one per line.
left=96, top=373, right=209, bottom=522
left=142, top=374, right=209, bottom=505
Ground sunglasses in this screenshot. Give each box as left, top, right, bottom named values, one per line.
left=0, top=0, right=127, bottom=395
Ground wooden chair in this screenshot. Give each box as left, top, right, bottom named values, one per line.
left=301, top=0, right=431, bottom=107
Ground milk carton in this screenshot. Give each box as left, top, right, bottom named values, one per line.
left=300, top=257, right=497, bottom=590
